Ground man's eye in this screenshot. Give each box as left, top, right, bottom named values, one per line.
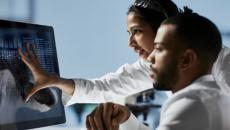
left=154, top=47, right=162, bottom=52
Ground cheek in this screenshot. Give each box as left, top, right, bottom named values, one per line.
left=142, top=35, right=155, bottom=52
left=138, top=37, right=154, bottom=52
left=154, top=54, right=169, bottom=70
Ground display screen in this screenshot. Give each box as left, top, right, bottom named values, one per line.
left=0, top=20, right=65, bottom=130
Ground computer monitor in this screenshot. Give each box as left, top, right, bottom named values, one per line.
left=0, top=19, right=66, bottom=130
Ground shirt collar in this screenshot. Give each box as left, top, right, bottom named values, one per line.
left=193, top=74, right=214, bottom=83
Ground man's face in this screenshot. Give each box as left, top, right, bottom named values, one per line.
left=148, top=24, right=180, bottom=91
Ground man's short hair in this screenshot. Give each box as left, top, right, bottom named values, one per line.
left=162, top=7, right=222, bottom=69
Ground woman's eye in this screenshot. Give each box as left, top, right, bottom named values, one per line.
left=128, top=28, right=142, bottom=36
left=130, top=28, right=142, bottom=35
left=132, top=29, right=142, bottom=34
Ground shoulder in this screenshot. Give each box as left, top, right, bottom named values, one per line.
left=160, top=80, right=220, bottom=124
left=162, top=94, right=207, bottom=117
left=117, top=58, right=151, bottom=74
left=0, top=69, right=15, bottom=81
left=159, top=95, right=209, bottom=130
left=167, top=79, right=221, bottom=104
left=160, top=83, right=215, bottom=123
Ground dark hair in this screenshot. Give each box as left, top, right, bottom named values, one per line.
left=128, top=0, right=179, bottom=32
left=163, top=7, right=222, bottom=69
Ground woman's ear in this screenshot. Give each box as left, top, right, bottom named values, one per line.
left=179, top=49, right=198, bottom=71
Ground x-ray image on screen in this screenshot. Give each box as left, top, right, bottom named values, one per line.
left=0, top=20, right=65, bottom=130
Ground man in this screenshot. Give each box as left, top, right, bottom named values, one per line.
left=86, top=8, right=230, bottom=130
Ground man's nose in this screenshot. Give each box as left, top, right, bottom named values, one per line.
left=147, top=51, right=155, bottom=64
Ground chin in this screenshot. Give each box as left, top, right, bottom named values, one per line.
left=140, top=54, right=148, bottom=60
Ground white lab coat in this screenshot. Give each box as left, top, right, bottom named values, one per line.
left=120, top=75, right=230, bottom=130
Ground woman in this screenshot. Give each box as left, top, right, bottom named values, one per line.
left=19, top=0, right=180, bottom=106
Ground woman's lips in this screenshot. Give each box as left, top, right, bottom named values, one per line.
left=134, top=48, right=140, bottom=53
left=134, top=48, right=146, bottom=55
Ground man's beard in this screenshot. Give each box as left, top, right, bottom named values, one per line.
left=152, top=58, right=179, bottom=91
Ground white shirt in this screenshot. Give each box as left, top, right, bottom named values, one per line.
left=120, top=75, right=230, bottom=130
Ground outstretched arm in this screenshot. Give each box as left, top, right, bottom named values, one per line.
left=19, top=43, right=157, bottom=104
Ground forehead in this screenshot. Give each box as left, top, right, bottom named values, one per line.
left=154, top=24, right=177, bottom=49
left=127, top=12, right=150, bottom=27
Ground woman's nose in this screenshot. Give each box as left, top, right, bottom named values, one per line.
left=128, top=35, right=136, bottom=47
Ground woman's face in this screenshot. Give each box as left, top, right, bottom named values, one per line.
left=127, top=12, right=156, bottom=60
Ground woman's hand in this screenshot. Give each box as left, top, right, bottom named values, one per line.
left=18, top=43, right=59, bottom=102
